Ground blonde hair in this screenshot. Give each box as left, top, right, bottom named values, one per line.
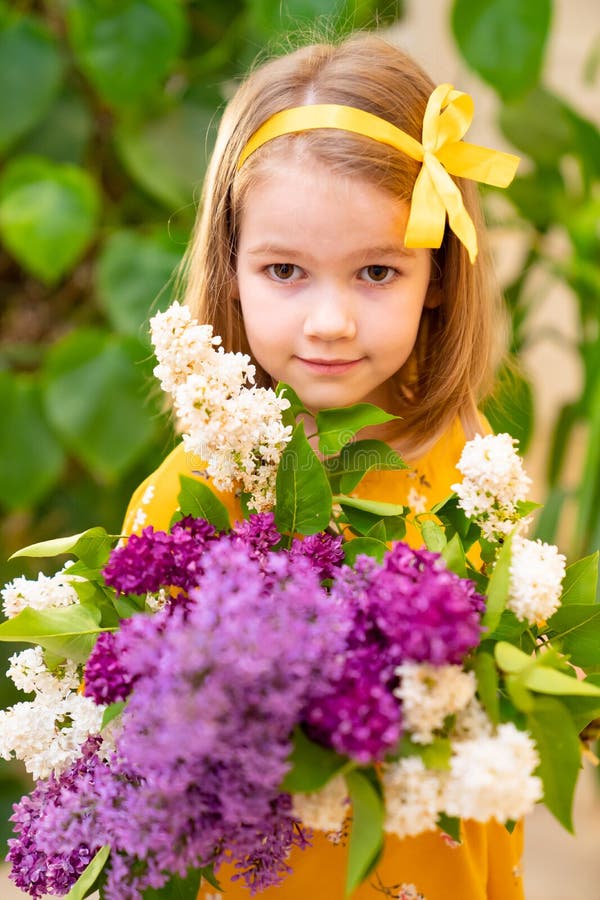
left=180, top=33, right=507, bottom=456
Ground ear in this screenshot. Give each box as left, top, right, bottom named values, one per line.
left=424, top=280, right=442, bottom=309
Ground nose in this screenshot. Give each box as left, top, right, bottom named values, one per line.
left=303, top=285, right=357, bottom=341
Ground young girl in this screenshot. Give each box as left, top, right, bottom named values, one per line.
left=123, top=32, right=523, bottom=900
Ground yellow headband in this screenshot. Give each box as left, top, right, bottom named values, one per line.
left=237, top=84, right=520, bottom=263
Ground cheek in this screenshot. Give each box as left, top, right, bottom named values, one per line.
left=372, top=315, right=422, bottom=359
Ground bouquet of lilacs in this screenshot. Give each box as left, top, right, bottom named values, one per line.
left=1, top=302, right=599, bottom=900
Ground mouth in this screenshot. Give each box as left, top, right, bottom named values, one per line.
left=296, top=356, right=364, bottom=375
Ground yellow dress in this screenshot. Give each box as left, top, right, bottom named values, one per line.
left=123, top=418, right=525, bottom=900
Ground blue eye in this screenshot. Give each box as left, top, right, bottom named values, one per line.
left=267, top=263, right=301, bottom=281
left=361, top=265, right=396, bottom=284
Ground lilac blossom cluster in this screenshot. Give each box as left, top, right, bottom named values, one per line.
left=10, top=537, right=349, bottom=899
left=305, top=543, right=485, bottom=763
left=103, top=515, right=216, bottom=596
left=86, top=514, right=344, bottom=706
left=7, top=737, right=106, bottom=898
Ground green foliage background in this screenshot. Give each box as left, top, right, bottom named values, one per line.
left=0, top=0, right=598, bottom=860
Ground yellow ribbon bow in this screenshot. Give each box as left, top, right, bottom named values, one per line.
left=237, top=85, right=520, bottom=263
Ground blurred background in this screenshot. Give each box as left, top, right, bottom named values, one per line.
left=0, top=0, right=598, bottom=896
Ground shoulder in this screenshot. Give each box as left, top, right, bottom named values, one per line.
left=122, top=443, right=243, bottom=536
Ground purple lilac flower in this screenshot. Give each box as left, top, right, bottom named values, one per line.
left=10, top=539, right=349, bottom=898
left=371, top=542, right=485, bottom=665
left=84, top=631, right=132, bottom=704
left=229, top=793, right=312, bottom=893
left=7, top=737, right=105, bottom=898
left=305, top=544, right=485, bottom=762
left=233, top=512, right=281, bottom=555
left=103, top=516, right=215, bottom=596
left=290, top=532, right=345, bottom=580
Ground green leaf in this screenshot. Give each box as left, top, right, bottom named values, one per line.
left=441, top=533, right=467, bottom=578
left=419, top=737, right=452, bottom=771
left=339, top=501, right=406, bottom=541
left=500, top=87, right=600, bottom=180
left=0, top=372, right=64, bottom=510
left=64, top=844, right=110, bottom=900
left=316, top=404, right=398, bottom=456
left=334, top=495, right=405, bottom=518
left=281, top=727, right=348, bottom=793
left=97, top=230, right=182, bottom=338
left=474, top=650, right=500, bottom=724
left=559, top=553, right=599, bottom=606
left=451, top=0, right=552, bottom=99
left=71, top=528, right=114, bottom=568
left=366, top=520, right=387, bottom=542
left=495, top=640, right=531, bottom=674
left=421, top=520, right=447, bottom=553
left=547, top=604, right=600, bottom=667
left=0, top=156, right=100, bottom=283
left=433, top=494, right=479, bottom=546
left=487, top=608, right=528, bottom=642
left=177, top=475, right=231, bottom=532
left=547, top=402, right=579, bottom=486
left=526, top=696, right=581, bottom=832
left=436, top=812, right=461, bottom=844
left=533, top=486, right=568, bottom=546
left=504, top=171, right=562, bottom=231
left=520, top=666, right=600, bottom=697
left=321, top=439, right=407, bottom=494
left=43, top=329, right=159, bottom=481
left=277, top=382, right=308, bottom=425
left=506, top=674, right=534, bottom=712
left=482, top=362, right=534, bottom=454
left=343, top=537, right=387, bottom=565
left=482, top=534, right=513, bottom=634
left=0, top=604, right=106, bottom=663
left=275, top=422, right=332, bottom=536
left=10, top=526, right=113, bottom=568
left=560, top=675, right=600, bottom=732
left=67, top=0, right=186, bottom=108
left=0, top=15, right=64, bottom=153
left=115, top=593, right=146, bottom=618
left=345, top=769, right=385, bottom=897
left=115, top=101, right=215, bottom=209
left=101, top=701, right=126, bottom=730
left=198, top=866, right=222, bottom=893
left=16, top=88, right=93, bottom=165
left=142, top=866, right=209, bottom=899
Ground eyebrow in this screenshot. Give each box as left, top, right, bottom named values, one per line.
left=246, top=243, right=416, bottom=259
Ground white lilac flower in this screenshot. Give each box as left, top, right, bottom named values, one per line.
left=452, top=433, right=532, bottom=541
left=7, top=647, right=79, bottom=696
left=382, top=756, right=445, bottom=839
left=394, top=663, right=476, bottom=744
left=150, top=303, right=292, bottom=511
left=146, top=588, right=169, bottom=612
left=292, top=775, right=348, bottom=833
left=450, top=698, right=493, bottom=741
left=0, top=646, right=104, bottom=779
left=1, top=569, right=81, bottom=619
left=150, top=302, right=223, bottom=394
left=0, top=688, right=104, bottom=780
left=508, top=535, right=566, bottom=624
left=407, top=487, right=428, bottom=514
left=396, top=887, right=426, bottom=900
left=443, top=723, right=542, bottom=823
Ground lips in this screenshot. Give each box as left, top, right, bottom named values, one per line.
left=296, top=356, right=364, bottom=375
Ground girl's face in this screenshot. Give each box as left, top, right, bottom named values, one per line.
left=235, top=155, right=435, bottom=414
